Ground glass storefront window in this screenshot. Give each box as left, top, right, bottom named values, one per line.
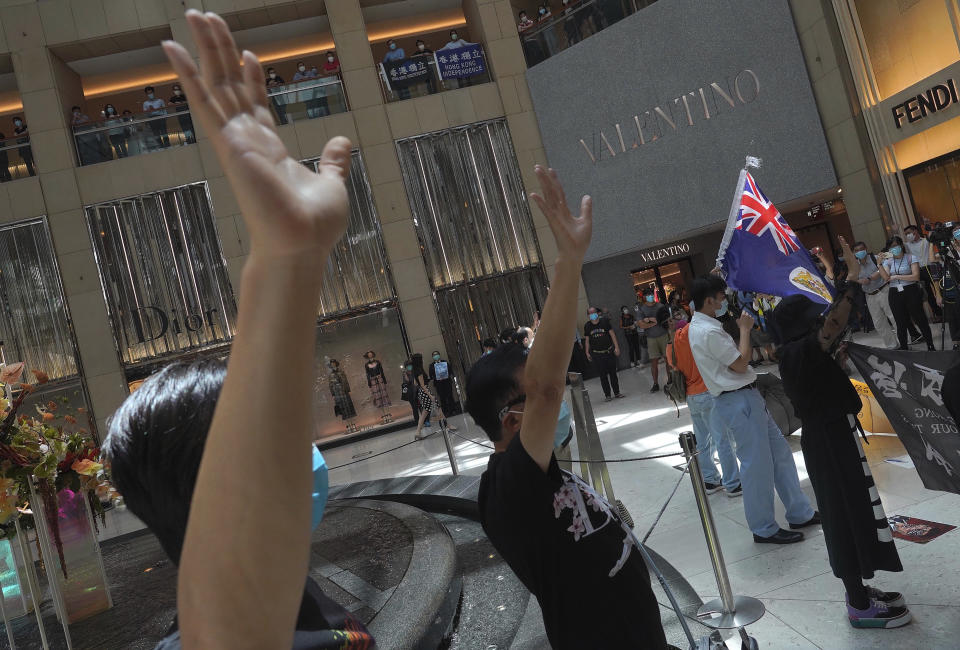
left=313, top=306, right=412, bottom=438
left=396, top=119, right=541, bottom=288
left=85, top=182, right=237, bottom=367
left=904, top=151, right=960, bottom=225
left=853, top=0, right=960, bottom=100
left=0, top=219, right=79, bottom=381
left=303, top=151, right=396, bottom=317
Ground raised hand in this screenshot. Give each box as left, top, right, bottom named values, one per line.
left=162, top=11, right=351, bottom=266
left=529, top=165, right=592, bottom=262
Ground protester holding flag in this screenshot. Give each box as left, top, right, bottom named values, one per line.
left=773, top=235, right=909, bottom=629
left=878, top=235, right=935, bottom=351
left=689, top=275, right=817, bottom=545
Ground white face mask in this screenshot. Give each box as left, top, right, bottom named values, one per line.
left=269, top=72, right=276, bottom=78
left=451, top=33, right=458, bottom=40
left=298, top=65, right=306, bottom=72
left=906, top=233, right=916, bottom=242
left=327, top=56, right=335, bottom=62
left=107, top=107, right=115, bottom=114
left=14, top=121, right=21, bottom=127
left=418, top=44, right=425, bottom=51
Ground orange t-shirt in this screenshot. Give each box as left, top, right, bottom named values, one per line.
left=665, top=324, right=707, bottom=396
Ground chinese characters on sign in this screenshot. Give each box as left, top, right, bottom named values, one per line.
left=847, top=344, right=960, bottom=495
left=382, top=58, right=430, bottom=89
left=436, top=44, right=487, bottom=80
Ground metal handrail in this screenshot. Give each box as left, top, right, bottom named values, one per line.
left=71, top=110, right=190, bottom=137
left=0, top=140, right=31, bottom=154
left=266, top=75, right=344, bottom=97
left=521, top=0, right=599, bottom=39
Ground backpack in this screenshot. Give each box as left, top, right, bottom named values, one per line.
left=663, top=337, right=687, bottom=415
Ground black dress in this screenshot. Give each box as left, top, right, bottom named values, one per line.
left=778, top=335, right=902, bottom=580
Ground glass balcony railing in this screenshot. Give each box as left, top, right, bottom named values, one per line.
left=0, top=138, right=35, bottom=183
left=72, top=108, right=195, bottom=166
left=267, top=76, right=348, bottom=125
left=378, top=46, right=492, bottom=103
left=520, top=0, right=657, bottom=67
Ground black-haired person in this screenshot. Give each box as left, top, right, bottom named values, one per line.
left=142, top=85, right=170, bottom=150
left=428, top=350, right=458, bottom=420
left=411, top=40, right=437, bottom=94
left=265, top=66, right=289, bottom=124
left=481, top=338, right=497, bottom=356
left=878, top=236, right=935, bottom=351
left=499, top=326, right=518, bottom=345
left=689, top=275, right=817, bottom=545
left=904, top=224, right=941, bottom=322
left=412, top=352, right=455, bottom=439
left=103, top=104, right=128, bottom=159
left=774, top=236, right=908, bottom=629
left=932, top=224, right=960, bottom=350
left=110, top=10, right=373, bottom=646
left=0, top=132, right=9, bottom=182
left=12, top=117, right=33, bottom=176
left=466, top=166, right=666, bottom=648
left=584, top=306, right=624, bottom=402
left=619, top=304, right=641, bottom=367
left=637, top=287, right=670, bottom=392
left=852, top=241, right=897, bottom=349
left=401, top=359, right=420, bottom=423
left=168, top=83, right=195, bottom=144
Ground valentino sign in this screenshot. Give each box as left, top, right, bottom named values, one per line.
left=891, top=78, right=960, bottom=129
left=637, top=242, right=690, bottom=264
left=578, top=69, right=760, bottom=163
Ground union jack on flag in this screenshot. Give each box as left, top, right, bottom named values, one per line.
left=735, top=171, right=799, bottom=255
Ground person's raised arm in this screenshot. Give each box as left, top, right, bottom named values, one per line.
left=522, top=166, right=592, bottom=472
left=815, top=248, right=835, bottom=283
left=818, top=237, right=860, bottom=352
left=728, top=311, right=755, bottom=374
left=162, top=11, right=351, bottom=649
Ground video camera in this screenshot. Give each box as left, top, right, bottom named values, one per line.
left=927, top=221, right=956, bottom=251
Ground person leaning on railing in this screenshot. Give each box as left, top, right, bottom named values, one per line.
left=411, top=40, right=438, bottom=94
left=11, top=117, right=33, bottom=176
left=265, top=66, right=289, bottom=125
left=0, top=133, right=10, bottom=183
left=103, top=104, right=128, bottom=159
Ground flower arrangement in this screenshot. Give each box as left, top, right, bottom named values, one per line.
left=0, top=362, right=115, bottom=579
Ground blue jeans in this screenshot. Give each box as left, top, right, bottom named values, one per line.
left=711, top=388, right=814, bottom=537
left=687, top=391, right=740, bottom=491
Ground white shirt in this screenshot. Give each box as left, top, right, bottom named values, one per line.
left=143, top=98, right=166, bottom=114
left=688, top=311, right=756, bottom=396
left=905, top=237, right=930, bottom=264
left=882, top=254, right=919, bottom=290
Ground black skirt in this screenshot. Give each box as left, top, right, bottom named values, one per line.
left=800, top=414, right=902, bottom=580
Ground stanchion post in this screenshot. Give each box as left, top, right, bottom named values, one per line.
left=441, top=426, right=459, bottom=476
left=678, top=432, right=765, bottom=632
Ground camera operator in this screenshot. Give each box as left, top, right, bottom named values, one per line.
left=929, top=223, right=960, bottom=350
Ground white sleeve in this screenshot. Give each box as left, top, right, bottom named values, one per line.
left=705, top=329, right=741, bottom=367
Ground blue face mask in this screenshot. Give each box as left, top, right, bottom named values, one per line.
left=645, top=295, right=655, bottom=303
left=390, top=43, right=397, bottom=50
left=890, top=246, right=903, bottom=257
left=589, top=313, right=599, bottom=322
left=854, top=250, right=867, bottom=260
left=554, top=400, right=572, bottom=448
left=715, top=298, right=729, bottom=317
left=311, top=446, right=329, bottom=530
left=954, top=231, right=960, bottom=241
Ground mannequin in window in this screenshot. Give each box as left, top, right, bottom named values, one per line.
left=328, top=359, right=357, bottom=434
left=364, top=350, right=393, bottom=425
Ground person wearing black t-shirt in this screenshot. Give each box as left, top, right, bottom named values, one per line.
left=584, top=306, right=624, bottom=401
left=466, top=166, right=666, bottom=649
left=620, top=304, right=641, bottom=366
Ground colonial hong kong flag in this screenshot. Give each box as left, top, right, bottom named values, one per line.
left=716, top=169, right=834, bottom=305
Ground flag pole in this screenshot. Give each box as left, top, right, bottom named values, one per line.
left=715, top=167, right=748, bottom=275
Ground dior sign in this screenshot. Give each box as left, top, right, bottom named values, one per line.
left=131, top=306, right=221, bottom=343
left=580, top=70, right=760, bottom=163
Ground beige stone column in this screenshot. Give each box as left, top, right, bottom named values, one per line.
left=464, top=0, right=589, bottom=315
left=327, top=0, right=447, bottom=357
left=0, top=2, right=128, bottom=439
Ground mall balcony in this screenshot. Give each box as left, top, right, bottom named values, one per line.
left=364, top=2, right=492, bottom=102
left=0, top=57, right=34, bottom=183
left=518, top=0, right=657, bottom=67
left=58, top=10, right=347, bottom=167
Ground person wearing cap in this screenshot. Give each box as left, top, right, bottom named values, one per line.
left=688, top=275, right=817, bottom=545
left=773, top=235, right=908, bottom=629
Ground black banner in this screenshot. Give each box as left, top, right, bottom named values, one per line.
left=847, top=343, right=960, bottom=495
left=382, top=58, right=430, bottom=89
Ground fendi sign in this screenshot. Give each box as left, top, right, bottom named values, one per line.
left=892, top=79, right=959, bottom=129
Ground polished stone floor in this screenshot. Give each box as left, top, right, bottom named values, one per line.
left=326, top=327, right=960, bottom=649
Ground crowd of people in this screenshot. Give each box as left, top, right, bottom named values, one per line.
left=91, top=9, right=935, bottom=649
left=518, top=0, right=634, bottom=64
left=380, top=29, right=482, bottom=100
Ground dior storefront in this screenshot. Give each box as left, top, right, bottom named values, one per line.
left=85, top=152, right=413, bottom=441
